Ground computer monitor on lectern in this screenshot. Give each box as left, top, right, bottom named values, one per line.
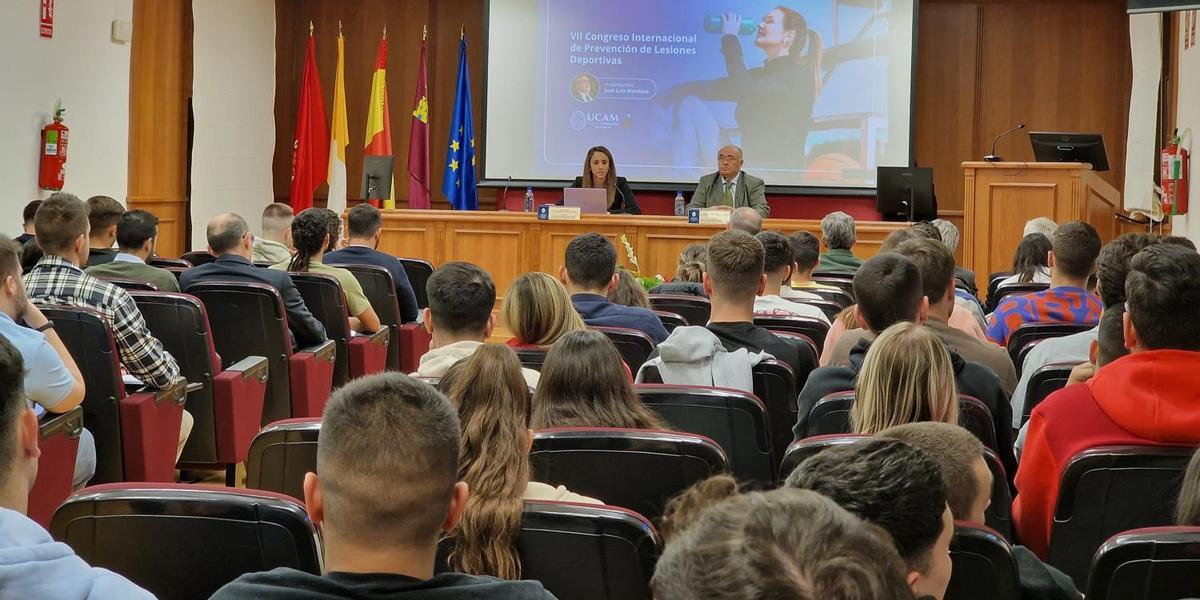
left=876, top=166, right=935, bottom=222
left=1029, top=132, right=1110, bottom=171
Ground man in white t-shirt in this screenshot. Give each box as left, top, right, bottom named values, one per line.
left=753, top=231, right=829, bottom=324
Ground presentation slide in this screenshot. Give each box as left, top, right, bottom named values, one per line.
left=485, top=0, right=915, bottom=189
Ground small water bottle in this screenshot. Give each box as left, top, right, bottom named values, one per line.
left=674, top=191, right=686, bottom=216
left=524, top=187, right=534, bottom=213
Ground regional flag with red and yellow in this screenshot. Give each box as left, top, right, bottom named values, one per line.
left=362, top=33, right=394, bottom=209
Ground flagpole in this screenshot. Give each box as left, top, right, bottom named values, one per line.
left=309, top=20, right=313, bottom=36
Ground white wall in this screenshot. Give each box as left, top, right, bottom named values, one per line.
left=1171, top=13, right=1200, bottom=243
left=0, top=0, right=132, bottom=232
left=190, top=0, right=276, bottom=250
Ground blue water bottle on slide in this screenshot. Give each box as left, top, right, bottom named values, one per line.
left=703, top=15, right=757, bottom=35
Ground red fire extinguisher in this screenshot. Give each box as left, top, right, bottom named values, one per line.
left=1161, top=129, right=1191, bottom=216
left=38, top=102, right=68, bottom=192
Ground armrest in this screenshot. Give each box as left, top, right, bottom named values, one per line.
left=296, top=339, right=337, bottom=363
left=120, top=388, right=186, bottom=482
left=29, top=406, right=84, bottom=528
left=348, top=329, right=391, bottom=379
left=212, top=355, right=269, bottom=465
left=289, top=341, right=336, bottom=418
left=38, top=406, right=83, bottom=441
left=152, top=379, right=188, bottom=407
left=225, top=355, right=270, bottom=382
left=363, top=327, right=390, bottom=346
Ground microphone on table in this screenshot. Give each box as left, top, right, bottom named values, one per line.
left=500, top=176, right=512, bottom=211
left=984, top=124, right=1026, bottom=162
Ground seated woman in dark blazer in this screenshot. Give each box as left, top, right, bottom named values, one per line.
left=567, top=146, right=641, bottom=214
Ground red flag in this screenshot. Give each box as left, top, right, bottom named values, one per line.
left=363, top=35, right=393, bottom=208
left=407, top=38, right=431, bottom=210
left=290, top=32, right=329, bottom=211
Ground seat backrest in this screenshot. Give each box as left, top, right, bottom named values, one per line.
left=809, top=287, right=853, bottom=308
left=753, top=316, right=829, bottom=353
left=652, top=310, right=688, bottom=333
left=335, top=263, right=402, bottom=371
left=636, top=384, right=774, bottom=485
left=519, top=501, right=660, bottom=600
left=648, top=294, right=711, bottom=326
left=42, top=304, right=127, bottom=483
left=1007, top=322, right=1094, bottom=376
left=590, top=326, right=656, bottom=372
left=244, top=418, right=321, bottom=500
left=180, top=251, right=217, bottom=266
left=778, top=433, right=867, bottom=480
left=129, top=292, right=221, bottom=464
left=97, top=277, right=159, bottom=292
left=984, top=271, right=1012, bottom=305
left=290, top=272, right=353, bottom=387
left=981, top=447, right=1014, bottom=540
left=51, top=483, right=321, bottom=599
left=946, top=523, right=1021, bottom=600
left=148, top=256, right=193, bottom=269
left=515, top=347, right=550, bottom=371
left=1048, top=445, right=1196, bottom=587
left=807, top=390, right=856, bottom=436
left=957, top=394, right=998, bottom=453
left=811, top=274, right=855, bottom=300
left=987, top=282, right=1049, bottom=313
left=530, top=428, right=728, bottom=520
left=1022, top=362, right=1077, bottom=426
left=1086, top=526, right=1200, bottom=600
left=794, top=298, right=843, bottom=320
left=399, top=257, right=434, bottom=309
left=188, top=282, right=293, bottom=425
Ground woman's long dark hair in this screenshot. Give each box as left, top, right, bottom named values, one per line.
left=1010, top=233, right=1052, bottom=284
left=287, top=209, right=329, bottom=272
left=582, top=146, right=618, bottom=207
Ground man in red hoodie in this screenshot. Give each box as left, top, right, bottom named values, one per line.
left=1013, top=244, right=1200, bottom=557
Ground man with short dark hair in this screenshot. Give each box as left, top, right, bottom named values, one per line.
left=986, top=221, right=1103, bottom=346
left=253, top=203, right=294, bottom=264
left=786, top=231, right=837, bottom=292
left=416, top=262, right=539, bottom=387
left=1015, top=244, right=1200, bottom=558
left=83, top=195, right=125, bottom=267
left=561, top=233, right=668, bottom=343
left=816, top=211, right=862, bottom=274
left=211, top=373, right=555, bottom=599
left=752, top=231, right=827, bottom=321
left=785, top=438, right=954, bottom=600
left=324, top=204, right=420, bottom=323
left=0, top=337, right=153, bottom=597
left=15, top=201, right=41, bottom=246
left=180, top=213, right=326, bottom=348
left=84, top=210, right=179, bottom=292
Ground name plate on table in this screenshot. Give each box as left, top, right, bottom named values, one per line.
left=537, top=205, right=581, bottom=221
left=688, top=208, right=731, bottom=225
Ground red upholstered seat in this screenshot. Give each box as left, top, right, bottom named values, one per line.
left=291, top=272, right=389, bottom=387
left=27, top=406, right=83, bottom=527
left=334, top=263, right=403, bottom=371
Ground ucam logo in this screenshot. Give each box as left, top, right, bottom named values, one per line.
left=569, top=111, right=621, bottom=131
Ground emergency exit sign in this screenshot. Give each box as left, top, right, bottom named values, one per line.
left=40, top=0, right=54, bottom=38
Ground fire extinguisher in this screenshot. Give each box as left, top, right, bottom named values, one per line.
left=38, top=101, right=68, bottom=192
left=1161, top=129, right=1191, bottom=217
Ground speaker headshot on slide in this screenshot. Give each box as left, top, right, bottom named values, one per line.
left=563, top=146, right=641, bottom=214
left=571, top=73, right=601, bottom=103
left=660, top=7, right=821, bottom=171
left=687, top=145, right=769, bottom=217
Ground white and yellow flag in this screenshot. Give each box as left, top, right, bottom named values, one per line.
left=327, top=28, right=349, bottom=214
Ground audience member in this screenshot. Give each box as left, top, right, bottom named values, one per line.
left=1014, top=244, right=1200, bottom=557
left=0, top=336, right=153, bottom=598
left=727, top=206, right=762, bottom=235
left=15, top=201, right=40, bottom=246
left=753, top=231, right=827, bottom=321
left=657, top=474, right=740, bottom=543
left=648, top=244, right=707, bottom=296
left=181, top=213, right=326, bottom=348
left=271, top=209, right=380, bottom=333
left=415, top=262, right=540, bottom=387
left=996, top=233, right=1053, bottom=289
left=931, top=218, right=976, bottom=294
left=439, top=345, right=597, bottom=579
left=319, top=208, right=343, bottom=252
left=909, top=221, right=942, bottom=242
left=19, top=239, right=42, bottom=275
left=83, top=195, right=125, bottom=267
left=608, top=269, right=652, bottom=309
left=560, top=233, right=668, bottom=343
left=758, top=231, right=820, bottom=302
left=987, top=222, right=1102, bottom=346
left=700, top=230, right=813, bottom=379
left=253, top=203, right=294, bottom=264
left=324, top=203, right=420, bottom=323
left=531, top=330, right=664, bottom=430
left=879, top=225, right=986, bottom=331
left=815, top=211, right=862, bottom=274
left=879, top=423, right=1080, bottom=600
left=1023, top=217, right=1058, bottom=238
left=1177, top=448, right=1200, bottom=526
left=211, top=373, right=555, bottom=598
left=502, top=272, right=585, bottom=348
left=0, top=235, right=94, bottom=489
left=785, top=438, right=953, bottom=600
left=852, top=322, right=959, bottom=434
left=786, top=230, right=837, bottom=292
left=26, top=194, right=180, bottom=390
left=84, top=210, right=180, bottom=292
left=652, top=487, right=915, bottom=600
left=1009, top=233, right=1159, bottom=426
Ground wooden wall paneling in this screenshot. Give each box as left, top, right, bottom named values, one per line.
left=129, top=0, right=192, bottom=258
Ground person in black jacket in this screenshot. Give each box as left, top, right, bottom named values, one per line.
left=180, top=213, right=326, bottom=349
left=324, top=204, right=420, bottom=324
left=791, top=252, right=1017, bottom=483
left=567, top=146, right=640, bottom=214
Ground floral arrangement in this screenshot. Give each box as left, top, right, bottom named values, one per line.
left=618, top=234, right=665, bottom=291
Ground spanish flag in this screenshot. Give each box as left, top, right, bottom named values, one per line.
left=407, top=33, right=431, bottom=210
left=362, top=33, right=394, bottom=209
left=289, top=27, right=328, bottom=211
left=327, top=28, right=349, bottom=215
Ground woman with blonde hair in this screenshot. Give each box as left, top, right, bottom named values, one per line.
left=503, top=272, right=585, bottom=348
left=438, top=344, right=598, bottom=579
left=532, top=330, right=666, bottom=430
left=650, top=244, right=708, bottom=296
left=851, top=322, right=959, bottom=434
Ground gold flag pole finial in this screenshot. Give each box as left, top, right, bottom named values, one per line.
left=423, top=24, right=428, bottom=41
left=338, top=20, right=343, bottom=37
left=309, top=21, right=314, bottom=36
left=383, top=25, right=388, bottom=40
left=460, top=25, right=465, bottom=40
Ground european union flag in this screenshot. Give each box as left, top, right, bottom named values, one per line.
left=443, top=37, right=477, bottom=210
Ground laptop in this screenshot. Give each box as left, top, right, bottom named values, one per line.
left=562, top=188, right=609, bottom=214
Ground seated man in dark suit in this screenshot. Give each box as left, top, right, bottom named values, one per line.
left=561, top=233, right=668, bottom=344
left=324, top=204, right=419, bottom=323
left=180, top=213, right=326, bottom=348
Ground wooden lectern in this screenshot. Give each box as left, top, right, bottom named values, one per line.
left=961, top=162, right=1121, bottom=291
